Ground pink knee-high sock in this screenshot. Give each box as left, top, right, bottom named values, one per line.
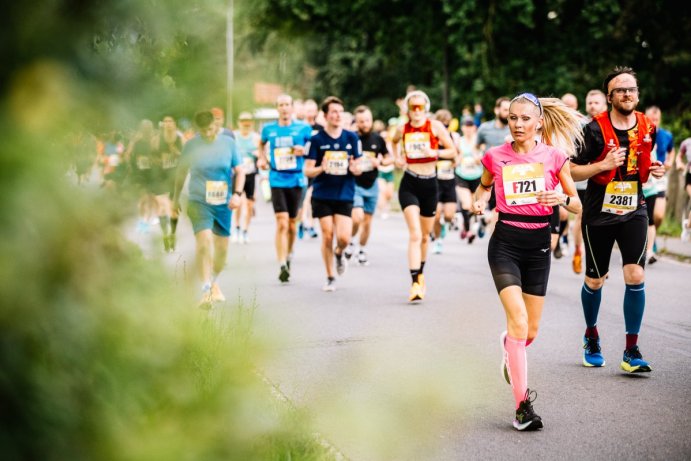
left=505, top=335, right=528, bottom=409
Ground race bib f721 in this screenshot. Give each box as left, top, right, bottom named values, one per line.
left=502, top=162, right=545, bottom=206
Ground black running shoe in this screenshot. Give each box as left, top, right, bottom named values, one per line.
left=279, top=264, right=290, bottom=283
left=513, top=389, right=543, bottom=431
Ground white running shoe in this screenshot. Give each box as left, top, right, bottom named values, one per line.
left=433, top=240, right=443, bottom=254
left=357, top=250, right=369, bottom=266
left=322, top=278, right=336, bottom=292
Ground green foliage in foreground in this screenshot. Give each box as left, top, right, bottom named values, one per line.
left=0, top=99, right=334, bottom=461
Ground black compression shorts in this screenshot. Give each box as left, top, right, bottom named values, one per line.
left=311, top=197, right=353, bottom=218
left=243, top=173, right=256, bottom=200
left=488, top=221, right=552, bottom=296
left=455, top=176, right=481, bottom=193
left=437, top=178, right=457, bottom=204
left=582, top=213, right=648, bottom=279
left=398, top=171, right=438, bottom=217
left=271, top=186, right=303, bottom=218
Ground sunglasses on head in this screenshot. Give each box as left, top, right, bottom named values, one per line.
left=511, top=92, right=543, bottom=116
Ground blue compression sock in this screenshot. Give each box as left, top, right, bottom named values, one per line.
left=623, top=283, right=645, bottom=334
left=581, top=283, right=602, bottom=328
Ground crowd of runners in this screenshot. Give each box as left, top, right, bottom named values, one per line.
left=69, top=66, right=691, bottom=432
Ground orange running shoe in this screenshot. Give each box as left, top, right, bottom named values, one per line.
left=409, top=282, right=423, bottom=302
left=572, top=252, right=582, bottom=274
left=210, top=283, right=226, bottom=302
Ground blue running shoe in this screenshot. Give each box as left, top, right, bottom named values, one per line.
left=298, top=223, right=304, bottom=240
left=583, top=335, right=605, bottom=367
left=621, top=345, right=652, bottom=373
left=478, top=219, right=486, bottom=239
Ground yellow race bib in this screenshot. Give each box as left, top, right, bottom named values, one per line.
left=602, top=181, right=637, bottom=215
left=242, top=157, right=257, bottom=174
left=274, top=147, right=297, bottom=170
left=205, top=181, right=228, bottom=205
left=359, top=151, right=376, bottom=172
left=436, top=160, right=455, bottom=180
left=404, top=132, right=432, bottom=159
left=324, top=151, right=349, bottom=175
left=502, top=163, right=545, bottom=206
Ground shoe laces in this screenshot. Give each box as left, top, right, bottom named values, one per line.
left=584, top=336, right=601, bottom=354
left=519, top=389, right=538, bottom=417
left=626, top=345, right=642, bottom=360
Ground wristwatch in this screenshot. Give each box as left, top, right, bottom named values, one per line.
left=233, top=191, right=242, bottom=196
left=562, top=195, right=571, bottom=206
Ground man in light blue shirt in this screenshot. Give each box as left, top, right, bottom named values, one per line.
left=258, top=94, right=312, bottom=283
left=173, top=110, right=244, bottom=307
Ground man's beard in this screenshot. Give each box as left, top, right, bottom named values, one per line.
left=613, top=100, right=636, bottom=116
left=499, top=116, right=509, bottom=125
left=615, top=106, right=635, bottom=116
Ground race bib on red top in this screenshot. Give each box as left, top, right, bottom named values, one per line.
left=404, top=132, right=432, bottom=159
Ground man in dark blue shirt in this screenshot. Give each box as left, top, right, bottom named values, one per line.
left=304, top=96, right=362, bottom=292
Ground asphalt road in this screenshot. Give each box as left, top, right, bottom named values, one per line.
left=132, top=195, right=691, bottom=461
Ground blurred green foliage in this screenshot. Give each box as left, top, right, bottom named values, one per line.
left=0, top=2, right=336, bottom=459
left=240, top=0, right=691, bottom=124
left=0, top=79, right=334, bottom=460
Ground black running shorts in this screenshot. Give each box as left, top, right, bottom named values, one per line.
left=437, top=178, right=457, bottom=204
left=488, top=221, right=552, bottom=296
left=311, top=197, right=353, bottom=218
left=645, top=195, right=656, bottom=226
left=243, top=173, right=256, bottom=200
left=455, top=176, right=481, bottom=193
left=271, top=186, right=303, bottom=218
left=582, top=213, right=648, bottom=279
left=398, top=171, right=438, bottom=217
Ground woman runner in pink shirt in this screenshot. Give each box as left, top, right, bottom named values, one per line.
left=472, top=93, right=583, bottom=431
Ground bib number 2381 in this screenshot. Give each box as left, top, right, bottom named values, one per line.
left=602, top=181, right=637, bottom=215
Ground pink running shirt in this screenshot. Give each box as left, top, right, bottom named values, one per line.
left=482, top=142, right=568, bottom=229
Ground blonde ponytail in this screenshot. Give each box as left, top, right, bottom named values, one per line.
left=538, top=97, right=585, bottom=157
